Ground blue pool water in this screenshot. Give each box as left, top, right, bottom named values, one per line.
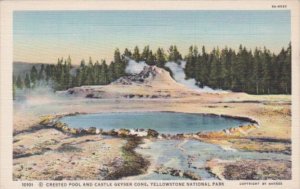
left=59, top=112, right=250, bottom=134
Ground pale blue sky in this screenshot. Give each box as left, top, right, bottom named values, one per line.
left=14, top=10, right=291, bottom=64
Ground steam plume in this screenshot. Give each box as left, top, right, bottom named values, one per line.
left=165, top=61, right=226, bottom=93
left=123, top=58, right=227, bottom=93
left=125, top=59, right=149, bottom=75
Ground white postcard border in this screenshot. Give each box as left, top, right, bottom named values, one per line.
left=1, top=1, right=299, bottom=189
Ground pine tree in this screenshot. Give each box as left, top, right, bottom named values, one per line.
left=94, top=60, right=101, bottom=84
left=236, top=46, right=252, bottom=92
left=38, top=64, right=45, bottom=80
left=59, top=68, right=65, bottom=90
left=281, top=43, right=291, bottom=94
left=133, top=46, right=140, bottom=62
left=192, top=46, right=200, bottom=82
left=114, top=49, right=125, bottom=78
left=80, top=59, right=86, bottom=68
left=86, top=57, right=95, bottom=85
left=108, top=61, right=116, bottom=82
left=198, top=46, right=210, bottom=87
left=123, top=48, right=132, bottom=59
left=209, top=48, right=223, bottom=89
left=45, top=65, right=51, bottom=82
left=75, top=69, right=82, bottom=87
left=155, top=48, right=166, bottom=68
left=100, top=60, right=109, bottom=84
left=168, top=45, right=182, bottom=63
left=24, top=73, right=31, bottom=88
left=252, top=48, right=263, bottom=94
left=270, top=54, right=279, bottom=93
left=79, top=59, right=86, bottom=85
left=16, top=75, right=24, bottom=89
left=141, top=46, right=150, bottom=62
left=245, top=49, right=254, bottom=93
left=220, top=47, right=233, bottom=90
left=185, top=46, right=196, bottom=79
left=30, top=65, right=38, bottom=87
left=146, top=50, right=155, bottom=66
left=261, top=47, right=272, bottom=94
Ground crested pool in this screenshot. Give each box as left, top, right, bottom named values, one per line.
left=59, top=111, right=252, bottom=134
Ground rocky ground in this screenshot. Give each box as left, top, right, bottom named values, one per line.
left=206, top=159, right=291, bottom=180
left=13, top=129, right=126, bottom=180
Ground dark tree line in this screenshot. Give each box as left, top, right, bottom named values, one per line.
left=13, top=49, right=127, bottom=91
left=184, top=43, right=291, bottom=94
left=13, top=44, right=291, bottom=94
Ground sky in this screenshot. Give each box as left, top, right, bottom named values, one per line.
left=13, top=10, right=291, bottom=64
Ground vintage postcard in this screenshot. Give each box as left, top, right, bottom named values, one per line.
left=0, top=0, right=299, bottom=189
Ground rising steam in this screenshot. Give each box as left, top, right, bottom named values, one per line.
left=165, top=61, right=226, bottom=93
left=124, top=58, right=226, bottom=93
left=125, top=59, right=149, bottom=75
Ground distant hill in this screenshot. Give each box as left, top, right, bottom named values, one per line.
left=13, top=62, right=53, bottom=77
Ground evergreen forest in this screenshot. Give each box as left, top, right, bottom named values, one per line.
left=13, top=43, right=291, bottom=95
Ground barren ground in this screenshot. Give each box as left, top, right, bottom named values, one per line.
left=13, top=90, right=291, bottom=180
